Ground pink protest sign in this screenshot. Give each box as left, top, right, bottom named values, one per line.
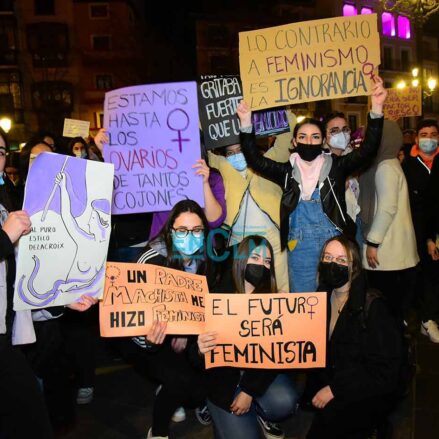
left=103, top=82, right=204, bottom=214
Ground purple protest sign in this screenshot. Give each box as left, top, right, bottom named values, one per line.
left=103, top=82, right=204, bottom=214
left=14, top=152, right=114, bottom=310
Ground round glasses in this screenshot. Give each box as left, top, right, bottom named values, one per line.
left=172, top=227, right=204, bottom=239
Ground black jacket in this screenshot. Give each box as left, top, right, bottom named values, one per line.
left=402, top=153, right=433, bottom=259
left=424, top=154, right=439, bottom=243
left=309, top=273, right=402, bottom=403
left=0, top=229, right=15, bottom=339
left=241, top=115, right=383, bottom=250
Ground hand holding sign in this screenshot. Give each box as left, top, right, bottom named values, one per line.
left=146, top=321, right=168, bottom=345
left=236, top=100, right=252, bottom=128
left=370, top=76, right=387, bottom=114
left=2, top=210, right=32, bottom=244
left=192, top=159, right=210, bottom=184
left=94, top=128, right=109, bottom=154
left=198, top=331, right=218, bottom=354
left=67, top=294, right=98, bottom=312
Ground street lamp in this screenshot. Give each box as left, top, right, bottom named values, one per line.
left=0, top=117, right=12, bottom=133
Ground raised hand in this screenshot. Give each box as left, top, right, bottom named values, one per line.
left=236, top=100, right=252, bottom=128
left=370, top=76, right=387, bottom=114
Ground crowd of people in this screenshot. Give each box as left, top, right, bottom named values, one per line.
left=1, top=75, right=439, bottom=439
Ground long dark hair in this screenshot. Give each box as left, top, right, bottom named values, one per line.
left=232, top=235, right=277, bottom=294
left=319, top=235, right=362, bottom=285
left=156, top=199, right=210, bottom=272
left=68, top=137, right=89, bottom=158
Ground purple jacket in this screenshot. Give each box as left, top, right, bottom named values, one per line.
left=149, top=170, right=226, bottom=240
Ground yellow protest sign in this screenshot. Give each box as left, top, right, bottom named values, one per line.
left=204, top=292, right=327, bottom=369
left=383, top=86, right=422, bottom=120
left=99, top=262, right=208, bottom=337
left=239, top=14, right=381, bottom=110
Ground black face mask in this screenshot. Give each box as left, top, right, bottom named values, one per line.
left=318, top=261, right=349, bottom=289
left=295, top=143, right=323, bottom=161
left=245, top=264, right=271, bottom=290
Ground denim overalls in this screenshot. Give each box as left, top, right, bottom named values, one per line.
left=288, top=187, right=339, bottom=292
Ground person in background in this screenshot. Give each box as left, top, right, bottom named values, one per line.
left=306, top=235, right=402, bottom=439
left=5, top=151, right=21, bottom=187
left=402, top=128, right=416, bottom=157
left=402, top=119, right=439, bottom=341
left=398, top=147, right=405, bottom=164
left=198, top=235, right=298, bottom=439
left=237, top=76, right=386, bottom=293
left=67, top=137, right=89, bottom=159
left=19, top=139, right=53, bottom=183
left=359, top=121, right=419, bottom=326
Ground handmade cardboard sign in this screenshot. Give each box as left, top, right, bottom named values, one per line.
left=99, top=262, right=208, bottom=337
left=239, top=14, right=381, bottom=110
left=198, top=75, right=243, bottom=149
left=103, top=82, right=204, bottom=214
left=14, top=153, right=114, bottom=310
left=204, top=292, right=327, bottom=369
left=383, top=86, right=422, bottom=120
left=63, top=118, right=90, bottom=138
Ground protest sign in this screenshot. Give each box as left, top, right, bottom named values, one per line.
left=103, top=82, right=204, bottom=214
left=239, top=14, right=381, bottom=110
left=63, top=118, right=91, bottom=138
left=14, top=153, right=114, bottom=310
left=253, top=108, right=290, bottom=137
left=99, top=262, right=208, bottom=337
left=383, top=86, right=422, bottom=120
left=198, top=75, right=243, bottom=149
left=204, top=292, right=326, bottom=369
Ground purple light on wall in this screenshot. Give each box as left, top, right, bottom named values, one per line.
left=361, top=7, right=373, bottom=15
left=398, top=16, right=411, bottom=39
left=382, top=12, right=396, bottom=37
left=343, top=4, right=357, bottom=16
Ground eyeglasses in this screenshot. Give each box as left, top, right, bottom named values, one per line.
left=225, top=149, right=242, bottom=157
left=328, top=127, right=351, bottom=136
left=172, top=227, right=204, bottom=238
left=322, top=253, right=350, bottom=266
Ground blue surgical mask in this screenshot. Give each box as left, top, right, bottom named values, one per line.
left=172, top=232, right=204, bottom=256
left=419, top=138, right=438, bottom=154
left=227, top=152, right=247, bottom=171
left=330, top=132, right=350, bottom=151
left=75, top=150, right=87, bottom=159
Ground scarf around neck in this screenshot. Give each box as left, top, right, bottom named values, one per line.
left=289, top=152, right=325, bottom=200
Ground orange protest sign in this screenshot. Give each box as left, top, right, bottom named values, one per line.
left=99, top=262, right=208, bottom=337
left=239, top=14, right=381, bottom=110
left=383, top=86, right=422, bottom=120
left=204, top=292, right=327, bottom=369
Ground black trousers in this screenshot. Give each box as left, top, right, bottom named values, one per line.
left=0, top=339, right=53, bottom=438
left=419, top=259, right=439, bottom=322
left=307, top=394, right=395, bottom=439
left=366, top=267, right=416, bottom=324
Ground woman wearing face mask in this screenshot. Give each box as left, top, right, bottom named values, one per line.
left=129, top=200, right=217, bottom=439
left=305, top=235, right=402, bottom=439
left=68, top=137, right=89, bottom=159
left=197, top=235, right=298, bottom=439
left=207, top=122, right=294, bottom=293
left=237, top=77, right=387, bottom=293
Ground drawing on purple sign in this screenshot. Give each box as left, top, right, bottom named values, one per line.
left=13, top=153, right=114, bottom=310
left=103, top=82, right=204, bottom=214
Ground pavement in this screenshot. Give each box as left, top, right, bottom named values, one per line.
left=58, top=326, right=439, bottom=439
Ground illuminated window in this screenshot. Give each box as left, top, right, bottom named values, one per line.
left=343, top=4, right=357, bottom=16
left=382, top=12, right=396, bottom=37
left=398, top=16, right=411, bottom=39
left=361, top=7, right=373, bottom=15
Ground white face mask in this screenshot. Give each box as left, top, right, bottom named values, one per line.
left=329, top=132, right=351, bottom=151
